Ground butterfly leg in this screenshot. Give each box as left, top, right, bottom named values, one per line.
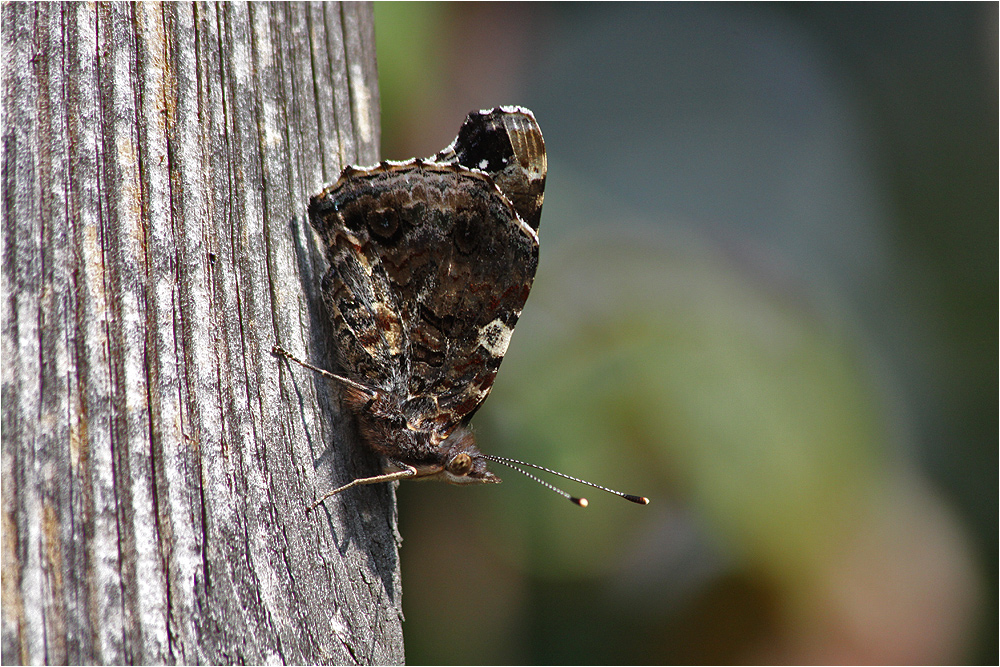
left=307, top=465, right=418, bottom=512
left=272, top=344, right=378, bottom=398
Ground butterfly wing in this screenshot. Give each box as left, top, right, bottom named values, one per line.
left=310, top=162, right=539, bottom=435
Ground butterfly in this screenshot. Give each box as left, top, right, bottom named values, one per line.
left=275, top=107, right=647, bottom=509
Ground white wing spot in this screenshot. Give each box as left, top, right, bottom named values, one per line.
left=478, top=319, right=513, bottom=357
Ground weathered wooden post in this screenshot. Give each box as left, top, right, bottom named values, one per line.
left=2, top=3, right=404, bottom=663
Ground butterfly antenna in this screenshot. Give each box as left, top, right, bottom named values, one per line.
left=486, top=457, right=588, bottom=506
left=481, top=455, right=649, bottom=507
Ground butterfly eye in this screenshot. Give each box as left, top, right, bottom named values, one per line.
left=447, top=452, right=473, bottom=476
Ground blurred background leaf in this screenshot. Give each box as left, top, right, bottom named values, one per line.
left=372, top=3, right=995, bottom=664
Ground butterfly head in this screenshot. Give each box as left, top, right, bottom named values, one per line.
left=424, top=426, right=501, bottom=486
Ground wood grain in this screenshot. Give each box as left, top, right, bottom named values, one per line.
left=1, top=3, right=403, bottom=663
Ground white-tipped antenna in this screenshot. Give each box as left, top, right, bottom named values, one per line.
left=481, top=454, right=649, bottom=507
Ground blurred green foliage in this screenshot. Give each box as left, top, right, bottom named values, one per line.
left=373, top=3, right=995, bottom=664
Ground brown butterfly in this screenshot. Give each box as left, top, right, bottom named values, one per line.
left=275, top=107, right=647, bottom=510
